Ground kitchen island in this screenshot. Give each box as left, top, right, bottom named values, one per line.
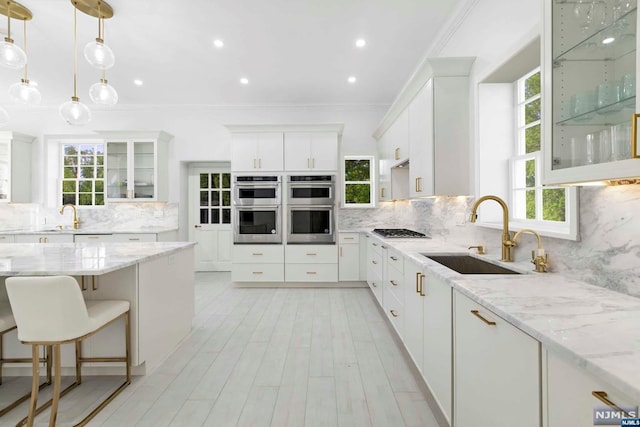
left=0, top=242, right=196, bottom=376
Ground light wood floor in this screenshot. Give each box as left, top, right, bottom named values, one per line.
left=0, top=272, right=440, bottom=427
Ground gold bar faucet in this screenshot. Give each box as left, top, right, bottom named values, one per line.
left=512, top=228, right=550, bottom=272
left=469, top=195, right=514, bottom=262
left=60, top=204, right=81, bottom=230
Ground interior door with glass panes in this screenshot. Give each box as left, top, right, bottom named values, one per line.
left=189, top=167, right=232, bottom=271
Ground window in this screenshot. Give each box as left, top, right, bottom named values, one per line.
left=510, top=69, right=573, bottom=233
left=343, top=156, right=374, bottom=207
left=61, top=143, right=105, bottom=206
left=199, top=172, right=231, bottom=224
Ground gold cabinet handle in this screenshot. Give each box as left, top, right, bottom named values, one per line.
left=252, top=253, right=263, bottom=256
left=471, top=310, right=496, bottom=325
left=88, top=236, right=99, bottom=240
left=372, top=243, right=378, bottom=246
left=415, top=177, right=420, bottom=192
left=194, top=225, right=202, bottom=228
left=81, top=276, right=87, bottom=291
left=92, top=276, right=97, bottom=291
left=390, top=256, right=398, bottom=261
left=339, top=247, right=343, bottom=257
left=592, top=391, right=631, bottom=416
left=343, top=237, right=354, bottom=240
left=419, top=273, right=426, bottom=296
left=395, top=147, right=400, bottom=160
left=390, top=310, right=399, bottom=317
left=252, top=271, right=263, bottom=275
left=415, top=272, right=421, bottom=293
left=390, top=280, right=398, bottom=286
left=306, top=253, right=317, bottom=256
left=381, top=245, right=387, bottom=249
left=381, top=187, right=385, bottom=198
left=128, top=238, right=140, bottom=241
left=306, top=271, right=317, bottom=275
left=371, top=282, right=377, bottom=288
left=632, top=113, right=639, bottom=158
left=372, top=260, right=378, bottom=265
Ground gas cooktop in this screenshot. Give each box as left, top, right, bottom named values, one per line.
left=372, top=228, right=429, bottom=238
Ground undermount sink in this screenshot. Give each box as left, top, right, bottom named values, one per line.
left=422, top=254, right=521, bottom=275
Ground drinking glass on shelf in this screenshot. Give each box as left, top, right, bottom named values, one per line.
left=596, top=81, right=621, bottom=109
left=570, top=136, right=586, bottom=167
left=598, top=128, right=613, bottom=162
left=611, top=122, right=632, bottom=160
left=574, top=0, right=595, bottom=32
left=571, top=90, right=595, bottom=119
left=585, top=132, right=600, bottom=164
left=620, top=73, right=636, bottom=99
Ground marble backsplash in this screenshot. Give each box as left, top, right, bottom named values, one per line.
left=338, top=185, right=640, bottom=298
left=0, top=202, right=179, bottom=231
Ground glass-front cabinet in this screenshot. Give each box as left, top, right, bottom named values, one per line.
left=0, top=131, right=34, bottom=203
left=543, top=0, right=639, bottom=184
left=102, top=131, right=172, bottom=202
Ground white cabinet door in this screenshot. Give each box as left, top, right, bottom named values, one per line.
left=231, top=132, right=283, bottom=172
left=14, top=234, right=74, bottom=243
left=403, top=257, right=424, bottom=373
left=545, top=348, right=637, bottom=427
left=74, top=234, right=115, bottom=243
left=0, top=235, right=14, bottom=243
left=454, top=291, right=540, bottom=427
left=284, top=132, right=338, bottom=171
left=422, top=272, right=452, bottom=423
left=338, top=233, right=360, bottom=281
left=388, top=109, right=409, bottom=163
left=0, top=131, right=34, bottom=203
left=409, top=79, right=434, bottom=198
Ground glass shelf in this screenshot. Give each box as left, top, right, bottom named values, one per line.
left=554, top=8, right=636, bottom=61
left=556, top=96, right=636, bottom=125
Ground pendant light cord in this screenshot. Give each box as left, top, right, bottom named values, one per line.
left=6, top=1, right=11, bottom=41
left=73, top=2, right=77, bottom=99
left=22, top=17, right=27, bottom=81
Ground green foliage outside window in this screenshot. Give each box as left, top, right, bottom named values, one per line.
left=61, top=144, right=105, bottom=206
left=344, top=158, right=372, bottom=205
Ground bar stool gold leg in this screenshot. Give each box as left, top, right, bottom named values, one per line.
left=26, top=345, right=40, bottom=427
left=48, top=345, right=61, bottom=427
left=75, top=340, right=82, bottom=385
left=46, top=346, right=52, bottom=385
left=0, top=332, right=3, bottom=386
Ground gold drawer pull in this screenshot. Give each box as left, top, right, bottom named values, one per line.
left=128, top=238, right=140, bottom=241
left=92, top=276, right=97, bottom=291
left=306, top=271, right=317, bottom=275
left=372, top=260, right=378, bottom=265
left=592, top=391, right=631, bottom=416
left=372, top=243, right=378, bottom=246
left=471, top=310, right=496, bottom=325
left=252, top=271, right=263, bottom=275
left=252, top=253, right=263, bottom=256
left=80, top=276, right=87, bottom=291
left=390, top=256, right=398, bottom=261
left=390, top=310, right=398, bottom=318
left=88, top=236, right=99, bottom=239
left=371, top=283, right=377, bottom=288
left=395, top=147, right=400, bottom=160
left=419, top=273, right=425, bottom=296
left=306, top=253, right=317, bottom=256
left=390, top=280, right=398, bottom=286
left=381, top=245, right=387, bottom=249
left=343, top=237, right=354, bottom=240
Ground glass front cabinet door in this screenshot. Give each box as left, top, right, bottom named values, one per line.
left=103, top=131, right=171, bottom=201
left=543, top=0, right=639, bottom=185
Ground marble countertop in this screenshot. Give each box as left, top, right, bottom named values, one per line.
left=0, top=242, right=195, bottom=276
left=0, top=227, right=178, bottom=235
left=361, top=231, right=640, bottom=403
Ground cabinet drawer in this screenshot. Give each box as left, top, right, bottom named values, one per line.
left=285, top=263, right=338, bottom=282
left=0, top=235, right=14, bottom=243
left=368, top=251, right=383, bottom=278
left=74, top=234, right=114, bottom=243
left=232, top=263, right=284, bottom=282
left=113, top=233, right=157, bottom=242
left=369, top=238, right=384, bottom=255
left=339, top=233, right=359, bottom=244
left=233, top=244, right=284, bottom=263
left=16, top=234, right=74, bottom=243
left=386, top=265, right=404, bottom=303
left=387, top=248, right=404, bottom=274
left=285, top=244, right=337, bottom=263
left=369, top=278, right=382, bottom=304
left=383, top=289, right=403, bottom=338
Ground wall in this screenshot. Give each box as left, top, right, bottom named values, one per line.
left=3, top=104, right=385, bottom=239
left=340, top=0, right=640, bottom=298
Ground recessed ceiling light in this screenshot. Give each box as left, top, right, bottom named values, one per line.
left=355, top=39, right=366, bottom=48
left=240, top=77, right=249, bottom=85
left=213, top=39, right=224, bottom=48
left=348, top=76, right=357, bottom=84
left=602, top=36, right=615, bottom=44
left=133, top=79, right=144, bottom=86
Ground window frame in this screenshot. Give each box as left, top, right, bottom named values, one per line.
left=59, top=141, right=106, bottom=208
left=342, top=155, right=375, bottom=208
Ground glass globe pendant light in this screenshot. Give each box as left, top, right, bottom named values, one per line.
left=9, top=18, right=41, bottom=105
left=83, top=3, right=114, bottom=69
left=60, top=3, right=91, bottom=126
left=0, top=1, right=30, bottom=69
left=89, top=71, right=118, bottom=105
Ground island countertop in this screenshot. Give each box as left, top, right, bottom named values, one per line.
left=0, top=242, right=196, bottom=276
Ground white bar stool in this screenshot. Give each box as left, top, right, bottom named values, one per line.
left=0, top=303, right=52, bottom=418
left=6, top=276, right=131, bottom=427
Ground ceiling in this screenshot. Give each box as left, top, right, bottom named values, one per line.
left=0, top=0, right=463, bottom=107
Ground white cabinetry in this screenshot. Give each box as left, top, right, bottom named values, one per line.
left=14, top=234, right=74, bottom=244
left=232, top=244, right=284, bottom=282
left=543, top=2, right=639, bottom=184
left=366, top=236, right=384, bottom=303
left=383, top=246, right=404, bottom=338
left=454, top=291, right=540, bottom=427
left=338, top=232, right=360, bottom=281
left=0, top=131, right=34, bottom=203
left=403, top=257, right=424, bottom=373
left=102, top=131, right=172, bottom=202
left=0, top=235, right=14, bottom=243
left=284, top=132, right=338, bottom=171
left=285, top=244, right=337, bottom=282
left=74, top=233, right=158, bottom=243
left=377, top=110, right=409, bottom=202
left=231, top=132, right=284, bottom=172
left=544, top=348, right=637, bottom=426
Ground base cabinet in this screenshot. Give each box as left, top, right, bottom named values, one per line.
left=544, top=348, right=637, bottom=427
left=403, top=258, right=424, bottom=373
left=338, top=232, right=360, bottom=281
left=454, top=291, right=540, bottom=427
left=232, top=244, right=284, bottom=282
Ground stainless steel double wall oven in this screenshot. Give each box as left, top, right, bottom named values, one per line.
left=233, top=176, right=282, bottom=243
left=286, top=175, right=335, bottom=244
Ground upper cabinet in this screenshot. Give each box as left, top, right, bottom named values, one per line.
left=543, top=1, right=639, bottom=184
left=0, top=131, right=34, bottom=203
left=231, top=132, right=284, bottom=172
left=373, top=57, right=474, bottom=201
left=100, top=131, right=172, bottom=202
left=284, top=132, right=338, bottom=171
